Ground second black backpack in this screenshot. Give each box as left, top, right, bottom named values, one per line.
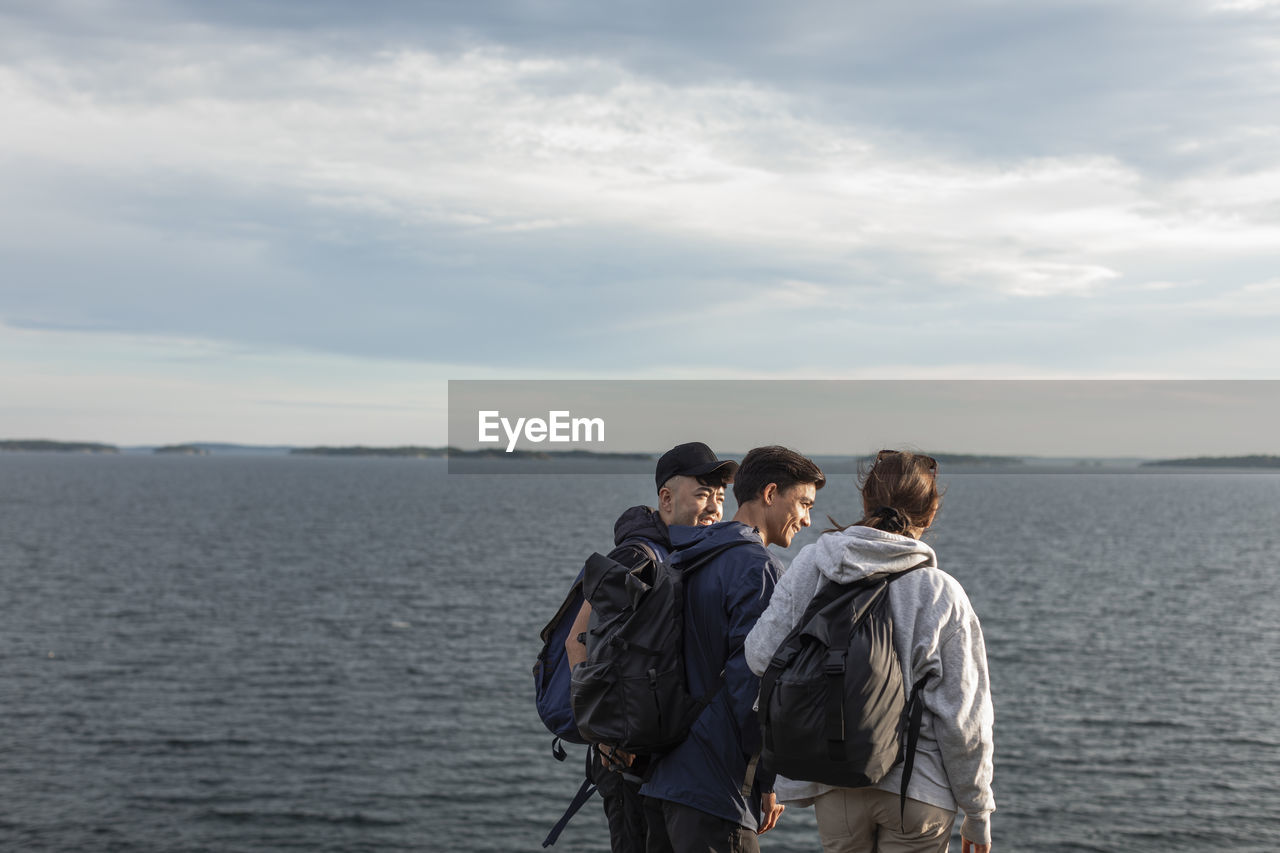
left=758, top=568, right=930, bottom=798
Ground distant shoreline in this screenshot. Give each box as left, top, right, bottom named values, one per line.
left=5, top=440, right=1277, bottom=468
left=0, top=442, right=1027, bottom=463
left=0, top=439, right=650, bottom=460
left=0, top=439, right=119, bottom=454
left=290, top=446, right=654, bottom=460
left=1141, top=454, right=1280, bottom=469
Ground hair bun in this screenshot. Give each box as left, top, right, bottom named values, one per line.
left=873, top=505, right=910, bottom=534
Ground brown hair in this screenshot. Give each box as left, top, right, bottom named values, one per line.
left=732, top=445, right=826, bottom=506
left=827, top=450, right=942, bottom=537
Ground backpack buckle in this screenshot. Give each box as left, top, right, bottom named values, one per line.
left=824, top=650, right=846, bottom=676
left=770, top=648, right=798, bottom=670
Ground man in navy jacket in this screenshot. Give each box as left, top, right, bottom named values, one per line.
left=641, top=446, right=825, bottom=853
left=565, top=441, right=739, bottom=853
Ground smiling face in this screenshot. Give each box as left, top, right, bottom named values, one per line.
left=760, top=481, right=817, bottom=547
left=659, top=475, right=727, bottom=527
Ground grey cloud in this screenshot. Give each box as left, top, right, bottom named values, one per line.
left=5, top=137, right=1279, bottom=376
left=5, top=0, right=1280, bottom=379
left=0, top=160, right=1035, bottom=372
left=0, top=164, right=824, bottom=366
left=9, top=0, right=1277, bottom=170
left=5, top=183, right=1268, bottom=380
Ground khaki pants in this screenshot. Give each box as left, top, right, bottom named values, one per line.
left=813, top=788, right=956, bottom=853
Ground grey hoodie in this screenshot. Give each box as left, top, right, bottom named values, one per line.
left=744, top=526, right=995, bottom=846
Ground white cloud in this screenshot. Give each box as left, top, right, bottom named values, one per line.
left=1206, top=0, right=1280, bottom=11
left=953, top=260, right=1121, bottom=297
left=6, top=40, right=1280, bottom=311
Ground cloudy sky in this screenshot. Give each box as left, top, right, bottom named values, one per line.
left=3, top=0, right=1280, bottom=446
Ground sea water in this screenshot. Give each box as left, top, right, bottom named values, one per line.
left=1, top=454, right=1278, bottom=852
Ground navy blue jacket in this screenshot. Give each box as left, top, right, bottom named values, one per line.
left=640, top=521, right=782, bottom=829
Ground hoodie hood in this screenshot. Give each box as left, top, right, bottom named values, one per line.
left=667, top=519, right=763, bottom=563
left=813, top=525, right=936, bottom=584
left=613, top=505, right=671, bottom=549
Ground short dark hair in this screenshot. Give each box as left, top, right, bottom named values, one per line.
left=732, top=445, right=825, bottom=505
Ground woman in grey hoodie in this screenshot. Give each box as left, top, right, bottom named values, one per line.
left=745, top=451, right=994, bottom=853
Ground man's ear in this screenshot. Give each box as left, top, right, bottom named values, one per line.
left=658, top=486, right=673, bottom=512
left=760, top=482, right=778, bottom=506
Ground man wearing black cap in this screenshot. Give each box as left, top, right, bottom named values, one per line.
left=651, top=441, right=740, bottom=530
left=565, top=441, right=738, bottom=853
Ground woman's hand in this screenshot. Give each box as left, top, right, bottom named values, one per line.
left=961, top=838, right=990, bottom=853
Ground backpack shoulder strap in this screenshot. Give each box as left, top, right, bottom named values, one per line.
left=541, top=775, right=597, bottom=848
left=614, top=536, right=667, bottom=566
left=899, top=673, right=932, bottom=829
left=880, top=561, right=933, bottom=830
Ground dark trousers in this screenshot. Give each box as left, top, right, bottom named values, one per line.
left=590, top=749, right=649, bottom=853
left=643, top=797, right=760, bottom=853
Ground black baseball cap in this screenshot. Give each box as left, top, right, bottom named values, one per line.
left=654, top=442, right=738, bottom=492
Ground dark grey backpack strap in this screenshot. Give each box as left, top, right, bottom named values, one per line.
left=542, top=774, right=597, bottom=847
left=899, top=673, right=931, bottom=830
left=884, top=563, right=932, bottom=830
left=617, top=538, right=662, bottom=565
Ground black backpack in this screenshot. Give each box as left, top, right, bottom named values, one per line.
left=570, top=539, right=750, bottom=755
left=758, top=567, right=930, bottom=820
left=533, top=539, right=665, bottom=848
left=533, top=540, right=667, bottom=750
